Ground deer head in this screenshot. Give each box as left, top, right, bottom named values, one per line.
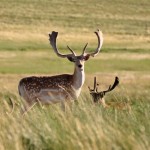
left=49, top=29, right=103, bottom=71
left=88, top=77, right=119, bottom=103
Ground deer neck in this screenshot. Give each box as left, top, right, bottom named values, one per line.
left=72, top=65, right=85, bottom=90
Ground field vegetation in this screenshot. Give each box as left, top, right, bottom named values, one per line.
left=0, top=0, right=150, bottom=149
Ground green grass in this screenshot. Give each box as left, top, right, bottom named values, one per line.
left=0, top=51, right=150, bottom=74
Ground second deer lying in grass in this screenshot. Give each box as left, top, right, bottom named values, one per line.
left=88, top=77, right=131, bottom=111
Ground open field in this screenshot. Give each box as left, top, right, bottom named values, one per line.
left=0, top=0, right=150, bottom=149
left=0, top=0, right=150, bottom=51
left=0, top=50, right=150, bottom=149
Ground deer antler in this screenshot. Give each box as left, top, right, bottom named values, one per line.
left=103, top=77, right=119, bottom=95
left=88, top=77, right=99, bottom=92
left=49, top=30, right=103, bottom=58
left=49, top=31, right=76, bottom=58
left=88, top=77, right=119, bottom=103
left=82, top=29, right=103, bottom=57
left=81, top=43, right=88, bottom=55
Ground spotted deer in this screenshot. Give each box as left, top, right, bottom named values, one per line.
left=88, top=77, right=119, bottom=107
left=18, top=29, right=103, bottom=113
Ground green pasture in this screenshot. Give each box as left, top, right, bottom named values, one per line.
left=0, top=0, right=150, bottom=149
left=0, top=0, right=150, bottom=51
left=0, top=51, right=150, bottom=74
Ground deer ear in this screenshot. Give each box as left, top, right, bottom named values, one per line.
left=67, top=56, right=75, bottom=62
left=83, top=54, right=90, bottom=61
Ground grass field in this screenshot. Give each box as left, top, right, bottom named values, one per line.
left=0, top=0, right=150, bottom=150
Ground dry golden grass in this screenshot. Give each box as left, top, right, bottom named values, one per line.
left=0, top=27, right=150, bottom=50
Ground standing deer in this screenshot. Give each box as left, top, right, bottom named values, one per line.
left=18, top=29, right=103, bottom=114
left=88, top=77, right=119, bottom=107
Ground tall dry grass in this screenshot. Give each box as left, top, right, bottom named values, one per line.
left=0, top=87, right=150, bottom=150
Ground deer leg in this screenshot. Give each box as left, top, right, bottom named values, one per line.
left=36, top=98, right=45, bottom=109
left=20, top=94, right=37, bottom=116
left=60, top=100, right=73, bottom=112
left=66, top=99, right=74, bottom=111
left=21, top=101, right=37, bottom=116
left=60, top=101, right=66, bottom=112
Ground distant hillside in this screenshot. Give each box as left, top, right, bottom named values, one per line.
left=0, top=0, right=150, bottom=51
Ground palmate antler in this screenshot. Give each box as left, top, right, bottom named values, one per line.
left=49, top=31, right=75, bottom=58
left=49, top=29, right=103, bottom=58
left=88, top=77, right=119, bottom=103
left=103, top=77, right=119, bottom=95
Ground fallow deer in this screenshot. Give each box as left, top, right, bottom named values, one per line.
left=88, top=77, right=119, bottom=107
left=18, top=29, right=103, bottom=114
